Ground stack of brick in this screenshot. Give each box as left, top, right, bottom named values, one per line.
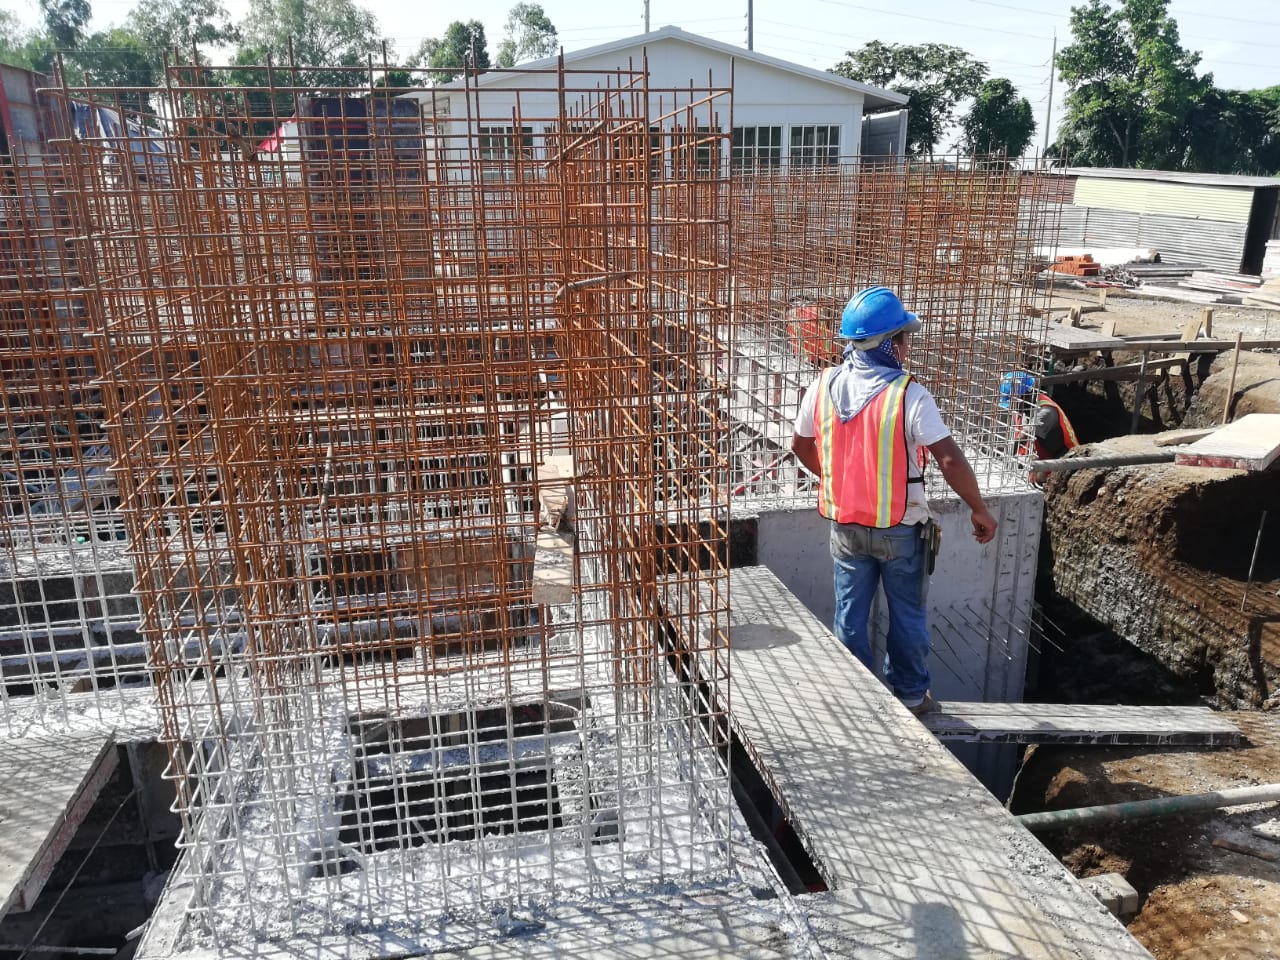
left=1051, top=254, right=1101, bottom=277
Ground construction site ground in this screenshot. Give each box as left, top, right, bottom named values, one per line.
left=1015, top=289, right=1280, bottom=959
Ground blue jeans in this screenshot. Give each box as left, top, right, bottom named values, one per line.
left=830, top=521, right=931, bottom=700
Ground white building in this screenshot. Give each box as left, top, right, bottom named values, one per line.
left=406, top=25, right=909, bottom=168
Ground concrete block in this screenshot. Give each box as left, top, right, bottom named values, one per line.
left=1081, top=872, right=1139, bottom=918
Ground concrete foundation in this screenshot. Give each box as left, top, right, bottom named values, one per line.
left=742, top=479, right=1044, bottom=794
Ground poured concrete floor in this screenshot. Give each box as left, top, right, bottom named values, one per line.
left=130, top=565, right=1152, bottom=959
left=723, top=565, right=1151, bottom=959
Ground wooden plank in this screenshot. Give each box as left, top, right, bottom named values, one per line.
left=1041, top=357, right=1184, bottom=386
left=919, top=702, right=1240, bottom=745
left=1120, top=337, right=1280, bottom=352
left=1175, top=414, right=1280, bottom=471
left=0, top=733, right=118, bottom=919
left=1038, top=325, right=1126, bottom=351
left=531, top=529, right=574, bottom=606
left=1154, top=427, right=1218, bottom=448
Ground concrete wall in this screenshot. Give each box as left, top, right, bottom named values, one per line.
left=747, top=482, right=1044, bottom=793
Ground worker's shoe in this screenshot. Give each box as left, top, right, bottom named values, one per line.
left=902, top=691, right=938, bottom=716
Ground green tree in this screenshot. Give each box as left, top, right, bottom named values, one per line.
left=832, top=41, right=987, bottom=156
left=410, top=20, right=489, bottom=83
left=39, top=0, right=90, bottom=49
left=127, top=0, right=239, bottom=64
left=235, top=0, right=382, bottom=85
left=1178, top=86, right=1280, bottom=174
left=68, top=27, right=156, bottom=113
left=1054, top=0, right=1206, bottom=167
left=495, top=3, right=557, bottom=68
left=0, top=11, right=56, bottom=71
left=960, top=78, right=1036, bottom=157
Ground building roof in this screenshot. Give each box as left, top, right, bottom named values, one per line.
left=1058, top=166, right=1280, bottom=190
left=435, top=26, right=908, bottom=110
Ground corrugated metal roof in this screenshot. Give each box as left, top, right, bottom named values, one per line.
left=1059, top=167, right=1280, bottom=189
left=1074, top=178, right=1254, bottom=224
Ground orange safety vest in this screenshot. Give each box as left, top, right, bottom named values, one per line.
left=813, top=368, right=914, bottom=528
left=1036, top=394, right=1079, bottom=458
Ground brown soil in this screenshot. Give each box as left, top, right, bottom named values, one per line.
left=1013, top=713, right=1280, bottom=960
left=1022, top=291, right=1280, bottom=958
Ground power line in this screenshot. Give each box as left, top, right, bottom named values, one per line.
left=811, top=0, right=1052, bottom=40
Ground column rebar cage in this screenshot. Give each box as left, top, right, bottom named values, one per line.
left=36, top=58, right=735, bottom=944
left=1, top=72, right=145, bottom=728
left=724, top=161, right=1061, bottom=505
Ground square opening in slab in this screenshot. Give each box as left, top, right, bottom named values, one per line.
left=339, top=699, right=582, bottom=853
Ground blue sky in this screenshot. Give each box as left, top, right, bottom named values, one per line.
left=8, top=0, right=1280, bottom=150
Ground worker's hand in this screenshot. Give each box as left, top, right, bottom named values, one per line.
left=970, top=508, right=998, bottom=544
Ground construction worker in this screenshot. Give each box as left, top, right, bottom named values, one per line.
left=999, top=371, right=1079, bottom=462
left=791, top=286, right=998, bottom=716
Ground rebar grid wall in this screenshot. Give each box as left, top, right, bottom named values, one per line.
left=726, top=162, right=1059, bottom=503
left=46, top=62, right=734, bottom=943
left=1, top=81, right=146, bottom=723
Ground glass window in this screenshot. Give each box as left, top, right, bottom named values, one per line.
left=731, top=126, right=783, bottom=169
left=478, top=125, right=534, bottom=179
left=789, top=125, right=840, bottom=166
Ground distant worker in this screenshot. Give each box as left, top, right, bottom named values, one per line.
left=791, top=286, right=998, bottom=717
left=999, top=371, right=1079, bottom=463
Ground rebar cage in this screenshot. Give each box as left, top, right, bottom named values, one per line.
left=726, top=163, right=1058, bottom=503
left=0, top=51, right=1062, bottom=949
left=18, top=60, right=738, bottom=942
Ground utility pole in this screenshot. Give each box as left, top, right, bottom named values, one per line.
left=644, top=0, right=650, bottom=32
left=1042, top=31, right=1056, bottom=156
left=747, top=0, right=754, bottom=49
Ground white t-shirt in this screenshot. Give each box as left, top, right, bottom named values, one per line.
left=794, top=371, right=950, bottom=526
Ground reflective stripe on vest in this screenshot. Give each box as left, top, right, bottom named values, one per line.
left=813, top=368, right=912, bottom=528
left=1038, top=394, right=1079, bottom=448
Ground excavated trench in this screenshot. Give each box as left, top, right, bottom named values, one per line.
left=1012, top=354, right=1280, bottom=958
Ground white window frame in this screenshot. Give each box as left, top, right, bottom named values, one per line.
left=731, top=125, right=783, bottom=170
left=789, top=125, right=841, bottom=166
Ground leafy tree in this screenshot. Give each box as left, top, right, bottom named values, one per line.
left=0, top=11, right=56, bottom=71
left=235, top=0, right=383, bottom=86
left=496, top=2, right=557, bottom=68
left=69, top=27, right=156, bottom=113
left=832, top=41, right=987, bottom=157
left=410, top=20, right=489, bottom=83
left=1054, top=0, right=1206, bottom=167
left=1178, top=86, right=1280, bottom=174
left=373, top=68, right=412, bottom=90
left=127, top=0, right=240, bottom=63
left=39, top=0, right=90, bottom=49
left=960, top=78, right=1036, bottom=157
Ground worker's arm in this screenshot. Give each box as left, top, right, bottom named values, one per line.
left=927, top=436, right=998, bottom=544
left=791, top=433, right=822, bottom=479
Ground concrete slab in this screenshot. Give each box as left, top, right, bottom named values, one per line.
left=920, top=701, right=1241, bottom=745
left=0, top=731, right=117, bottom=918
left=725, top=566, right=1152, bottom=959
left=1174, top=413, right=1280, bottom=470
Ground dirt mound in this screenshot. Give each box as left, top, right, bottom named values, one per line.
left=1183, top=352, right=1280, bottom=428
left=1042, top=454, right=1280, bottom=708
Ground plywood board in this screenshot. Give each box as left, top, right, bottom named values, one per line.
left=0, top=732, right=117, bottom=918
left=1175, top=414, right=1280, bottom=471
left=919, top=702, right=1241, bottom=745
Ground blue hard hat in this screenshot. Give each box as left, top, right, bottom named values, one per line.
left=999, top=371, right=1036, bottom=409
left=840, top=286, right=922, bottom=348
